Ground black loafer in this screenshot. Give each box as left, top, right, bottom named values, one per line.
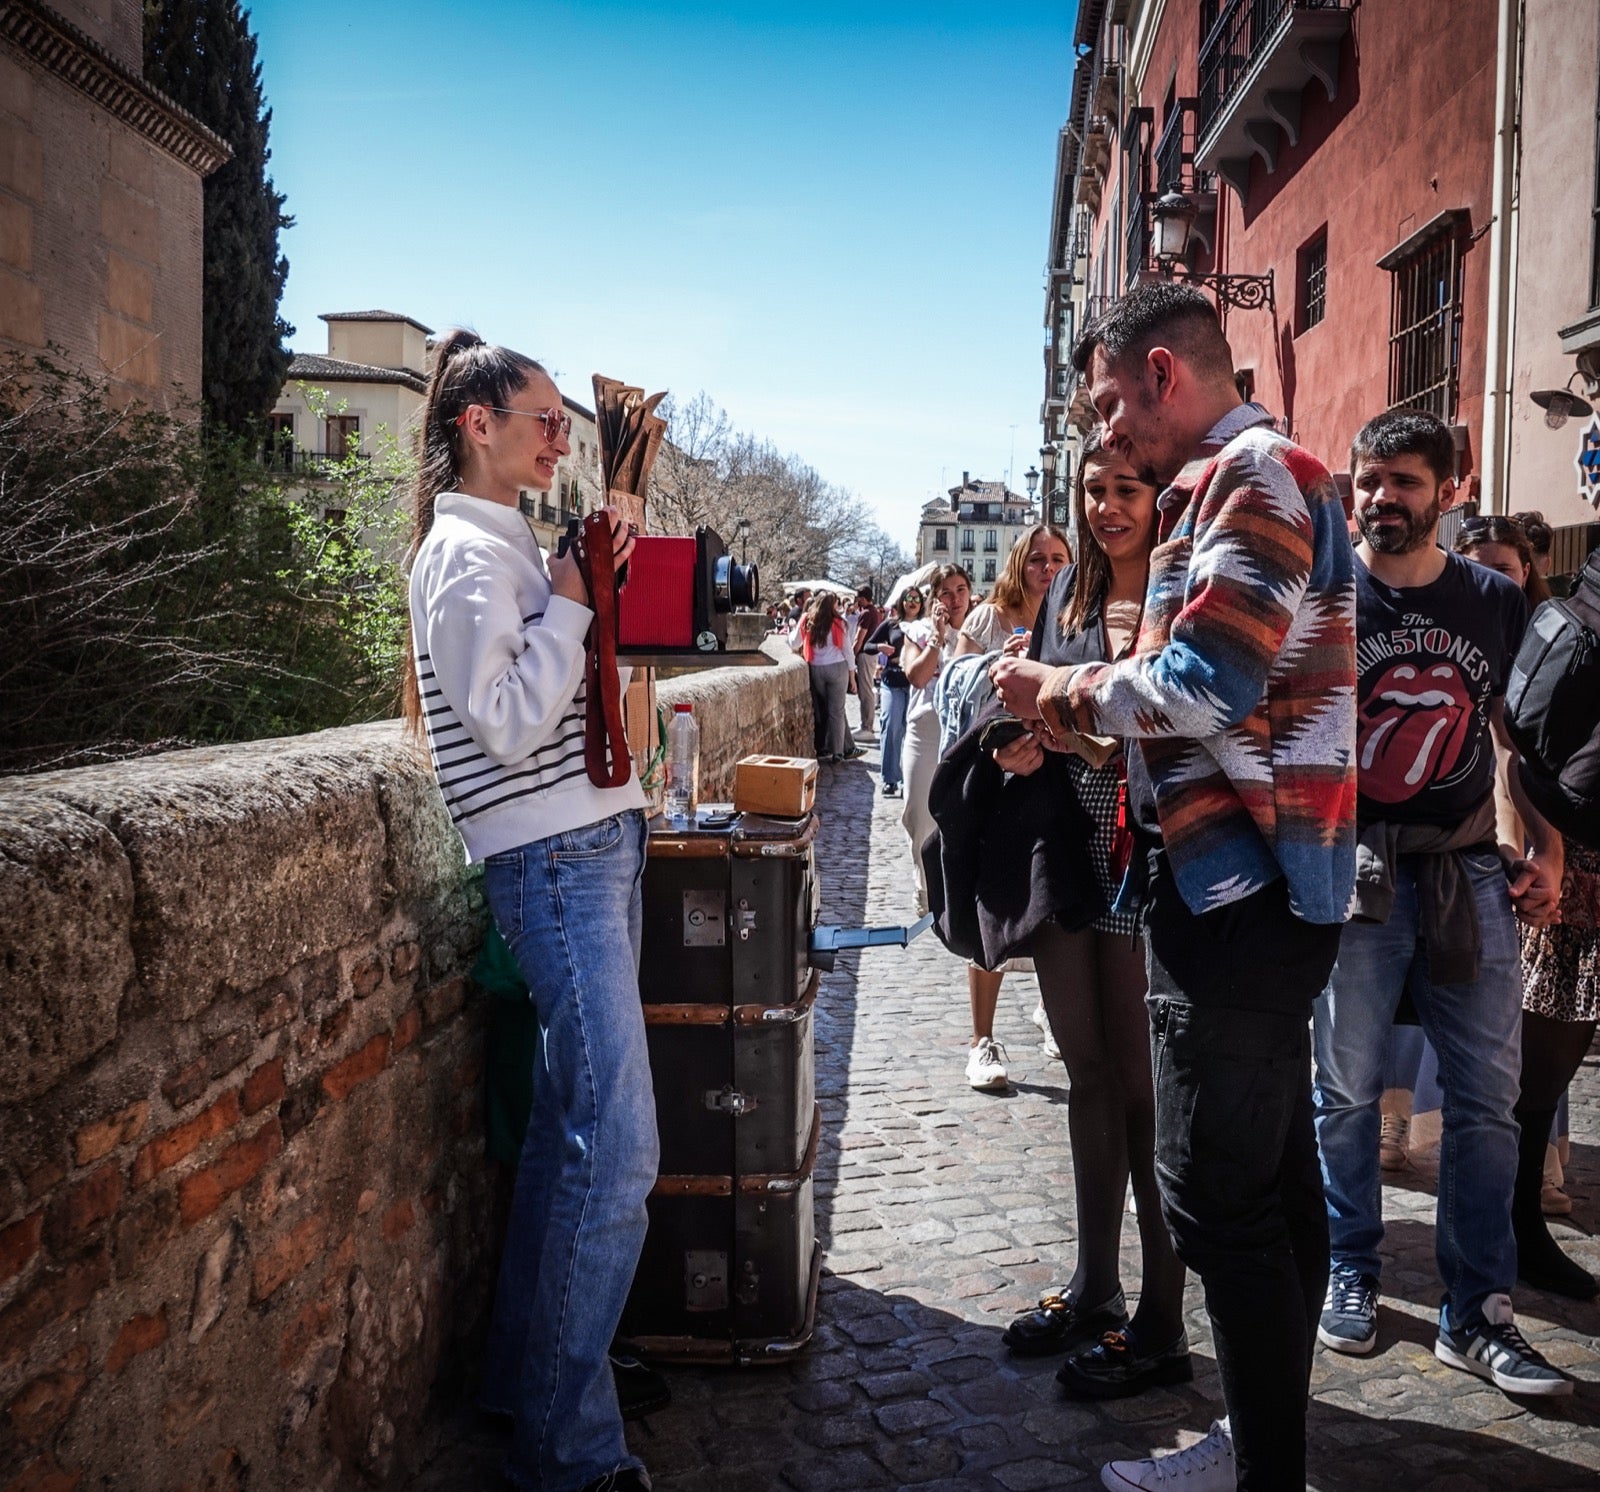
left=1001, top=1286, right=1127, bottom=1357
left=610, top=1351, right=671, bottom=1420
left=1055, top=1324, right=1193, bottom=1398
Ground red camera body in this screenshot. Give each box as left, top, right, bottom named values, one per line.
left=614, top=526, right=760, bottom=654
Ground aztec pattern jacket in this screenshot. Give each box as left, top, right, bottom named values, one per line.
left=1040, top=404, right=1357, bottom=923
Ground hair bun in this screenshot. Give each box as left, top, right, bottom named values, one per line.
left=434, top=327, right=485, bottom=364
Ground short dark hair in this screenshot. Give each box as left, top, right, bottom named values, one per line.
left=1349, top=409, right=1456, bottom=484
left=1070, top=281, right=1234, bottom=383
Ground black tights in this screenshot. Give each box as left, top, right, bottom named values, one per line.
left=1033, top=920, right=1186, bottom=1341
left=1519, top=1009, right=1597, bottom=1111
left=1512, top=1009, right=1598, bottom=1297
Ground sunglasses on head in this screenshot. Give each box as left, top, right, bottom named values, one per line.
left=455, top=404, right=572, bottom=441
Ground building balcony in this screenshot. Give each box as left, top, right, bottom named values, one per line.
left=259, top=447, right=372, bottom=478
left=1155, top=99, right=1217, bottom=250
left=1196, top=0, right=1356, bottom=198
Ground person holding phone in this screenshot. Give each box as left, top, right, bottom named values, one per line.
left=867, top=588, right=923, bottom=797
left=404, top=330, right=656, bottom=1492
left=900, top=564, right=974, bottom=916
left=986, top=434, right=1188, bottom=1399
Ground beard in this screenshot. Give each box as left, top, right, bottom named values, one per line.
left=1357, top=494, right=1441, bottom=554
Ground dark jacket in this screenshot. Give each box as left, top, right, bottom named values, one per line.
left=922, top=703, right=1104, bottom=970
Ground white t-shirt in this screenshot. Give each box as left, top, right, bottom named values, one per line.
left=902, top=617, right=961, bottom=719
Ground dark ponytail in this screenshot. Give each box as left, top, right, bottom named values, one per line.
left=402, top=329, right=546, bottom=728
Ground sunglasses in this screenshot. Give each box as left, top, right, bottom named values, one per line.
left=456, top=404, right=572, bottom=441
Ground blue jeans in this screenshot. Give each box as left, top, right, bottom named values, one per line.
left=1313, top=849, right=1522, bottom=1333
left=878, top=684, right=908, bottom=789
left=481, top=810, right=657, bottom=1491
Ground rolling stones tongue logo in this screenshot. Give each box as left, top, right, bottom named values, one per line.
left=1358, top=661, right=1474, bottom=803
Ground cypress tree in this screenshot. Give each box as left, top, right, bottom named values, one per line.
left=144, top=0, right=293, bottom=432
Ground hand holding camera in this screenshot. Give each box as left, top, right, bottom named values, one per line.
left=550, top=505, right=636, bottom=608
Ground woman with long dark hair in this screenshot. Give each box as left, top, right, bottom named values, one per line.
left=989, top=434, right=1189, bottom=1397
left=789, top=589, right=853, bottom=760
left=404, top=330, right=655, bottom=1492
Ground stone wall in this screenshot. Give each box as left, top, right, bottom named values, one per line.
left=0, top=646, right=809, bottom=1492
left=657, top=638, right=812, bottom=800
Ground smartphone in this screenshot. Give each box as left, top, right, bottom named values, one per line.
left=978, top=716, right=1030, bottom=753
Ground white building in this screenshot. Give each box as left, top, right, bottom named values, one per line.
left=915, top=474, right=1040, bottom=588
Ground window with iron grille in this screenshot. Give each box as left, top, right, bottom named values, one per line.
left=1387, top=232, right=1464, bottom=421
left=983, top=559, right=997, bottom=583
left=1299, top=231, right=1327, bottom=333
left=933, top=528, right=948, bottom=552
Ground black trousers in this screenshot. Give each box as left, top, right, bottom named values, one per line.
left=1143, top=858, right=1341, bottom=1492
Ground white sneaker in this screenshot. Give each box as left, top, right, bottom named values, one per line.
left=1101, top=1419, right=1234, bottom=1490
left=1030, top=1002, right=1062, bottom=1061
left=965, top=1036, right=1009, bottom=1092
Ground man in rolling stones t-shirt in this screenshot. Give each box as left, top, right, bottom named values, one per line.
left=1312, top=411, right=1571, bottom=1398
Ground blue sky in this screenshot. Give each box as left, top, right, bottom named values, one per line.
left=250, top=1, right=1076, bottom=547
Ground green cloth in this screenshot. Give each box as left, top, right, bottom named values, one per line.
left=471, top=925, right=539, bottom=1164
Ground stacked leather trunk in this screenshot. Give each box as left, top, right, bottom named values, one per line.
left=621, top=809, right=823, bottom=1364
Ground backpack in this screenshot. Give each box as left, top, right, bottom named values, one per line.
left=1505, top=546, right=1600, bottom=851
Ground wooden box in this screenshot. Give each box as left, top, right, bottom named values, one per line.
left=734, top=756, right=817, bottom=818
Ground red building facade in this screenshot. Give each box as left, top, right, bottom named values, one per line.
left=1044, top=0, right=1500, bottom=506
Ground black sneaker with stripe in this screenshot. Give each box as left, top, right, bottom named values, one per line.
left=1317, top=1264, right=1378, bottom=1355
left=1434, top=1292, right=1573, bottom=1397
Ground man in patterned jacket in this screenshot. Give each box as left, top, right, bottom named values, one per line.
left=992, top=282, right=1356, bottom=1492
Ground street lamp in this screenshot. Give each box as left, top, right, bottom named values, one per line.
left=1150, top=190, right=1275, bottom=313
left=735, top=515, right=751, bottom=563
left=1024, top=465, right=1040, bottom=500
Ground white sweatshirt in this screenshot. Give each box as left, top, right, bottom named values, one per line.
left=409, top=492, right=644, bottom=863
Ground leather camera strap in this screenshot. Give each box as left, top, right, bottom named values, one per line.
left=578, top=511, right=631, bottom=789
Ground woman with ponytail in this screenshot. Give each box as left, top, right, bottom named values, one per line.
left=406, top=330, right=655, bottom=1492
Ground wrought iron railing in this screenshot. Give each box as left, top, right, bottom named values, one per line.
left=1155, top=98, right=1211, bottom=194
left=259, top=447, right=371, bottom=476
left=1125, top=196, right=1151, bottom=290
left=1198, top=0, right=1355, bottom=138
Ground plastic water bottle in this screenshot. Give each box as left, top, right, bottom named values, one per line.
left=664, top=703, right=699, bottom=824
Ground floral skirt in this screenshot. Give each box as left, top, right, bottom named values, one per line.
left=1521, top=840, right=1600, bottom=1024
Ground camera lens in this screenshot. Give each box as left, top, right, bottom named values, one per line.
left=713, top=555, right=760, bottom=612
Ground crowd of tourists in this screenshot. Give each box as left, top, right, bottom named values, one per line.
left=846, top=283, right=1594, bottom=1492
left=394, top=293, right=1596, bottom=1492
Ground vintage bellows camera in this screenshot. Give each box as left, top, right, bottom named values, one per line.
left=558, top=522, right=760, bottom=653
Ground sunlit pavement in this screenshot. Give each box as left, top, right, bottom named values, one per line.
left=410, top=704, right=1600, bottom=1490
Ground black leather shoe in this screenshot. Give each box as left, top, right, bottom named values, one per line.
left=1001, top=1286, right=1127, bottom=1357
left=611, top=1351, right=671, bottom=1420
left=1055, top=1324, right=1193, bottom=1398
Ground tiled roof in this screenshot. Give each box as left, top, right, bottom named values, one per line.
left=287, top=354, right=427, bottom=394
left=319, top=310, right=435, bottom=333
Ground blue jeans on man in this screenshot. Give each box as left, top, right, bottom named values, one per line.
left=481, top=810, right=658, bottom=1491
left=1313, top=849, right=1522, bottom=1334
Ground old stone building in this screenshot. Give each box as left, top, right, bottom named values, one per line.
left=915, top=474, right=1039, bottom=586
left=0, top=0, right=229, bottom=401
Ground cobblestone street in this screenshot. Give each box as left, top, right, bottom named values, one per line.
left=414, top=710, right=1600, bottom=1491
